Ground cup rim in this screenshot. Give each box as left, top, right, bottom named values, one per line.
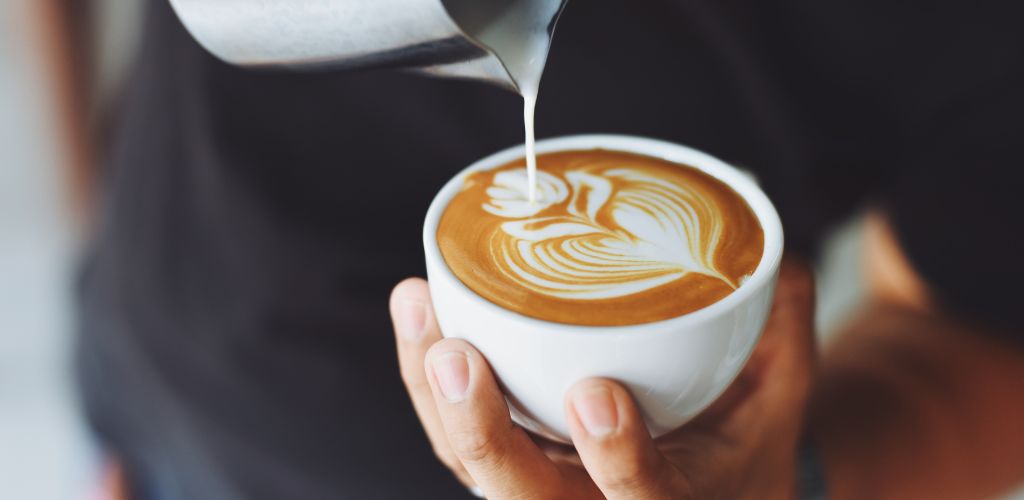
left=423, top=134, right=784, bottom=334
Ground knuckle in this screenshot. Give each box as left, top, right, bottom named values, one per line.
left=605, top=465, right=650, bottom=491
left=449, top=425, right=504, bottom=466
left=598, top=455, right=668, bottom=496
left=603, top=473, right=654, bottom=496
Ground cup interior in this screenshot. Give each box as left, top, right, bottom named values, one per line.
left=423, top=134, right=784, bottom=333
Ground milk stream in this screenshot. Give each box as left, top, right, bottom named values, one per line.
left=449, top=0, right=562, bottom=204
left=523, top=93, right=539, bottom=202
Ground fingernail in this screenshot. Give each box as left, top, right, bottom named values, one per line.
left=396, top=299, right=427, bottom=341
left=572, top=385, right=618, bottom=438
left=432, top=352, right=470, bottom=403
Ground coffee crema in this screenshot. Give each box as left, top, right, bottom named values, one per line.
left=438, top=150, right=764, bottom=326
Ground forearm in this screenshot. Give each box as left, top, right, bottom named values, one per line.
left=809, top=301, right=1024, bottom=499
left=34, top=0, right=95, bottom=213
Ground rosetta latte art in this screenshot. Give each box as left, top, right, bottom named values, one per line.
left=438, top=150, right=764, bottom=326
left=484, top=167, right=735, bottom=299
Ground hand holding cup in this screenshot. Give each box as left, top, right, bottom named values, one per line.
left=390, top=258, right=815, bottom=499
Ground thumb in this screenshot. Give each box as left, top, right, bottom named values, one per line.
left=566, top=379, right=690, bottom=499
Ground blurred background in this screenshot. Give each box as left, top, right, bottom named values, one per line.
left=0, top=0, right=1018, bottom=499
left=0, top=1, right=857, bottom=497
left=0, top=1, right=139, bottom=498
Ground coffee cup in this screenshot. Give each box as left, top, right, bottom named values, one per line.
left=423, top=134, right=783, bottom=442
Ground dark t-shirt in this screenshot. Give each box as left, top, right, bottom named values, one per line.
left=78, top=1, right=1024, bottom=498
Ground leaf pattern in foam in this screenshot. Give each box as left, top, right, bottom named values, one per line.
left=483, top=169, right=568, bottom=218
left=565, top=170, right=612, bottom=221
left=485, top=166, right=734, bottom=300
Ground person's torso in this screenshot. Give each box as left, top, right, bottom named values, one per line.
left=79, top=1, right=1024, bottom=498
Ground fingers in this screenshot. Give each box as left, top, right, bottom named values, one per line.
left=567, top=379, right=690, bottom=500
left=390, top=278, right=471, bottom=486
left=760, top=256, right=817, bottom=398
left=700, top=256, right=816, bottom=438
left=426, top=338, right=565, bottom=497
left=768, top=256, right=816, bottom=341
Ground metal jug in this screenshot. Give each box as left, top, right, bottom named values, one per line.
left=167, top=0, right=567, bottom=93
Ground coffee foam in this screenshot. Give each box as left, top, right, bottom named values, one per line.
left=438, top=150, right=764, bottom=326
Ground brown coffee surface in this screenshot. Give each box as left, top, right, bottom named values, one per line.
left=438, top=150, right=764, bottom=326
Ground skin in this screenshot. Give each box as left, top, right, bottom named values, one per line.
left=391, top=258, right=816, bottom=499
left=36, top=3, right=1024, bottom=497
left=392, top=215, right=1024, bottom=499
left=810, top=215, right=1024, bottom=499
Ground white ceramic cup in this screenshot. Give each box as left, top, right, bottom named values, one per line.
left=423, top=134, right=784, bottom=442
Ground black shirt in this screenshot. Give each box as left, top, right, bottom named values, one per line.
left=78, top=1, right=1024, bottom=498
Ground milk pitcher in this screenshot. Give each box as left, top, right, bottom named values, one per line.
left=167, top=0, right=567, bottom=93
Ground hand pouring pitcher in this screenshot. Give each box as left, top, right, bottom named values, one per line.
left=167, top=0, right=567, bottom=93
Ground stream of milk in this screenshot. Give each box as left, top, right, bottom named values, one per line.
left=446, top=0, right=564, bottom=203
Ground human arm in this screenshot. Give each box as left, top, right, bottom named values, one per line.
left=809, top=214, right=1024, bottom=499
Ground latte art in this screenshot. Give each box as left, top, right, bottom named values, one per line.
left=439, top=150, right=764, bottom=326
left=488, top=167, right=736, bottom=299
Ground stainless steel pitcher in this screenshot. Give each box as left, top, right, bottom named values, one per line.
left=167, top=0, right=567, bottom=93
